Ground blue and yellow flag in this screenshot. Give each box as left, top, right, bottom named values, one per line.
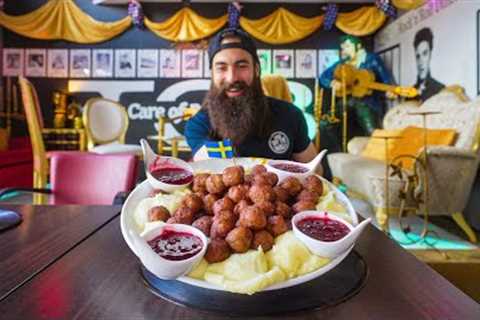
left=205, top=139, right=234, bottom=158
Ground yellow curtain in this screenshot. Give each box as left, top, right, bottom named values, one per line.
left=240, top=8, right=323, bottom=45
left=336, top=7, right=386, bottom=36
left=392, top=0, right=426, bottom=10
left=145, top=7, right=227, bottom=42
left=0, top=0, right=131, bottom=44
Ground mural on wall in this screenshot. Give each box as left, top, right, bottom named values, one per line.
left=375, top=0, right=478, bottom=99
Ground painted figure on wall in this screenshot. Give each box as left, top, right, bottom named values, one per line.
left=318, top=35, right=394, bottom=155
left=413, top=27, right=445, bottom=101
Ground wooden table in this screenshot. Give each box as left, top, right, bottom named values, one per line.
left=0, top=205, right=479, bottom=319
left=0, top=205, right=120, bottom=300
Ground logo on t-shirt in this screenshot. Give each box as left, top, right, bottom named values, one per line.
left=268, top=131, right=290, bottom=154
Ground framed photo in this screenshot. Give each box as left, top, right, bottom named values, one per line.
left=3, top=48, right=24, bottom=76
left=181, top=49, right=203, bottom=78
left=159, top=49, right=180, bottom=78
left=318, top=49, right=340, bottom=76
left=48, top=49, right=68, bottom=78
left=203, top=50, right=210, bottom=78
left=93, top=49, right=113, bottom=78
left=273, top=49, right=294, bottom=78
left=25, top=49, right=46, bottom=77
left=257, top=49, right=272, bottom=75
left=70, top=49, right=91, bottom=78
left=295, top=49, right=317, bottom=78
left=137, top=49, right=158, bottom=78
left=115, top=49, right=136, bottom=78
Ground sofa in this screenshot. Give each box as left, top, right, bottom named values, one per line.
left=327, top=89, right=480, bottom=242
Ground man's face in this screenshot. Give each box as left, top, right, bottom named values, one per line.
left=212, top=46, right=257, bottom=98
left=340, top=40, right=358, bottom=61
left=415, top=40, right=431, bottom=80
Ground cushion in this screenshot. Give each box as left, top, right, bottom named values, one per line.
left=362, top=126, right=457, bottom=170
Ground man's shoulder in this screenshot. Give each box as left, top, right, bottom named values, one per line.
left=267, top=97, right=299, bottom=114
left=186, top=109, right=210, bottom=130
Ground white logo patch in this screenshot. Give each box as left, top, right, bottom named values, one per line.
left=268, top=131, right=290, bottom=154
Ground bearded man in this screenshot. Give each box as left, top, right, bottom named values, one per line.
left=185, top=28, right=318, bottom=163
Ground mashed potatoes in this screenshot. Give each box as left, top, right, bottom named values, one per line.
left=188, top=231, right=330, bottom=295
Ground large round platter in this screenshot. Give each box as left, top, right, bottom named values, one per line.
left=120, top=158, right=359, bottom=292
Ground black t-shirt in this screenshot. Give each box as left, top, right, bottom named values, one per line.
left=185, top=97, right=311, bottom=160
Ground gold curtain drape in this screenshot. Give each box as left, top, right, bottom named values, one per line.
left=240, top=8, right=324, bottom=45
left=392, top=0, right=426, bottom=10
left=145, top=7, right=227, bottom=42
left=0, top=0, right=132, bottom=44
left=335, top=7, right=387, bottom=36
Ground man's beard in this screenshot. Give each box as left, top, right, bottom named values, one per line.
left=203, top=77, right=270, bottom=146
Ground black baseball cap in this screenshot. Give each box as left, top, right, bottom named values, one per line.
left=208, top=28, right=259, bottom=67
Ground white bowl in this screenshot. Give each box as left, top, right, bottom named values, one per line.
left=265, top=159, right=312, bottom=183
left=145, top=156, right=194, bottom=193
left=130, top=223, right=208, bottom=280
left=292, top=210, right=365, bottom=259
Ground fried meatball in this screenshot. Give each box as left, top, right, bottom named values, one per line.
left=234, top=199, right=251, bottom=217
left=248, top=184, right=275, bottom=204
left=280, top=176, right=303, bottom=197
left=148, top=205, right=170, bottom=222
left=228, top=185, right=249, bottom=203
left=222, top=166, right=244, bottom=187
left=256, top=200, right=275, bottom=216
left=266, top=215, right=288, bottom=236
left=226, top=226, right=253, bottom=253
left=273, top=186, right=290, bottom=203
left=275, top=201, right=292, bottom=218
left=205, top=239, right=231, bottom=263
left=251, top=230, right=274, bottom=251
left=212, top=197, right=235, bottom=216
left=291, top=200, right=317, bottom=213
left=173, top=206, right=195, bottom=224
left=205, top=174, right=227, bottom=194
left=296, top=190, right=320, bottom=204
left=182, top=193, right=203, bottom=213
left=203, top=193, right=219, bottom=215
left=238, top=206, right=267, bottom=230
left=210, top=217, right=236, bottom=239
left=304, top=175, right=324, bottom=195
left=214, top=209, right=236, bottom=224
left=251, top=164, right=267, bottom=176
left=193, top=173, right=210, bottom=193
left=253, top=172, right=278, bottom=187
left=192, top=215, right=213, bottom=236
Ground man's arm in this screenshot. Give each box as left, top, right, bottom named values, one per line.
left=292, top=142, right=323, bottom=176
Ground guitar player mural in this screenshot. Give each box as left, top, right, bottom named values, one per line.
left=318, top=35, right=396, bottom=153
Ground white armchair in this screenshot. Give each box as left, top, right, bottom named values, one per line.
left=83, top=97, right=142, bottom=156
left=328, top=89, right=480, bottom=242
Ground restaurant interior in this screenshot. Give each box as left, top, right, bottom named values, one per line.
left=0, top=0, right=479, bottom=318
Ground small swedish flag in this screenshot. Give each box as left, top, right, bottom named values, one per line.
left=205, top=139, right=234, bottom=159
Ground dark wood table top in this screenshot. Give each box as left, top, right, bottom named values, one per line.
left=0, top=206, right=478, bottom=319
left=0, top=205, right=120, bottom=301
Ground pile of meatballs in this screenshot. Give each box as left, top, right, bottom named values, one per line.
left=147, top=164, right=324, bottom=264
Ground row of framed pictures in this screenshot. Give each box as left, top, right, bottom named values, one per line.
left=2, top=48, right=340, bottom=79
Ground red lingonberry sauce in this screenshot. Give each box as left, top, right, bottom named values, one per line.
left=150, top=167, right=193, bottom=185
left=271, top=163, right=308, bottom=173
left=147, top=229, right=203, bottom=261
left=297, top=216, right=350, bottom=242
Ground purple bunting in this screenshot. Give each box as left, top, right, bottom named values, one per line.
left=228, top=2, right=241, bottom=29
left=324, top=4, right=338, bottom=31
left=128, top=0, right=145, bottom=29
left=375, top=0, right=397, bottom=18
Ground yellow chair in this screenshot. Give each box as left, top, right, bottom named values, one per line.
left=261, top=74, right=293, bottom=103
left=153, top=107, right=199, bottom=157
left=83, top=97, right=142, bottom=156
